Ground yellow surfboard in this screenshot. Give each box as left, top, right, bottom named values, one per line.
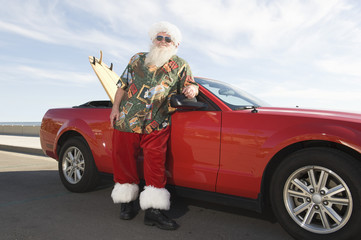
left=89, top=51, right=119, bottom=103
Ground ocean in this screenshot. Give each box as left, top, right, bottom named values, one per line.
left=0, top=122, right=41, bottom=126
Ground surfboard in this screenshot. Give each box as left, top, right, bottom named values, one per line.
left=89, top=51, right=119, bottom=103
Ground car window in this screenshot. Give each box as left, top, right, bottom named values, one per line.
left=196, top=78, right=270, bottom=110
left=196, top=92, right=221, bottom=111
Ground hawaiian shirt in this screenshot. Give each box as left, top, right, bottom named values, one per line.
left=114, top=52, right=198, bottom=134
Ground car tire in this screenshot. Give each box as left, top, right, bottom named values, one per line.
left=58, top=136, right=99, bottom=192
left=270, top=147, right=361, bottom=240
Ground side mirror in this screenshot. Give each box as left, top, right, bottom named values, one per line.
left=170, top=94, right=207, bottom=110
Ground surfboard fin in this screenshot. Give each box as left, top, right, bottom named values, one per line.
left=99, top=50, right=103, bottom=64
left=110, top=63, right=113, bottom=71
left=92, top=56, right=96, bottom=65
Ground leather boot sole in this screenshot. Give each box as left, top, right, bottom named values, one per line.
left=144, top=218, right=179, bottom=230
left=120, top=212, right=136, bottom=220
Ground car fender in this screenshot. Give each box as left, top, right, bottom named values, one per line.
left=261, top=121, right=361, bottom=164
left=55, top=118, right=97, bottom=159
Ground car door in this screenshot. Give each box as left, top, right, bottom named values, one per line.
left=167, top=93, right=221, bottom=192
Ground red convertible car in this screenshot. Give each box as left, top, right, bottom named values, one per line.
left=40, top=78, right=361, bottom=240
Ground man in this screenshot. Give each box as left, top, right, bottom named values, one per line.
left=109, top=21, right=198, bottom=230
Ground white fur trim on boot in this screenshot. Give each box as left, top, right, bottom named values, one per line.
left=139, top=186, right=171, bottom=210
left=111, top=183, right=139, bottom=204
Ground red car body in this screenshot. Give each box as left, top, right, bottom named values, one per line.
left=40, top=78, right=361, bottom=239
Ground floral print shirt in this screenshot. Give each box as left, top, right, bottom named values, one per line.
left=114, top=52, right=198, bottom=134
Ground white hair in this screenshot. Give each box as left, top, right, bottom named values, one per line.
left=145, top=43, right=178, bottom=67
left=148, top=21, right=182, bottom=46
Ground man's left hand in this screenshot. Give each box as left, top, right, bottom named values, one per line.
left=182, top=85, right=198, bottom=99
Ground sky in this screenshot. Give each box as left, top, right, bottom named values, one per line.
left=1, top=0, right=361, bottom=122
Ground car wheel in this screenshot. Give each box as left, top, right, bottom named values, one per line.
left=270, top=147, right=361, bottom=240
left=58, top=136, right=99, bottom=192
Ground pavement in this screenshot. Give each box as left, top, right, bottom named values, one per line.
left=0, top=134, right=293, bottom=239
left=0, top=134, right=43, bottom=156
left=0, top=150, right=292, bottom=240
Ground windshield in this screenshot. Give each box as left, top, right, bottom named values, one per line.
left=195, top=78, right=270, bottom=110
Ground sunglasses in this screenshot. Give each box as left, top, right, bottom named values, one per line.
left=156, top=35, right=172, bottom=43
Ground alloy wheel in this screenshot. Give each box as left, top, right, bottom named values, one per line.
left=62, top=146, right=85, bottom=184
left=283, top=165, right=353, bottom=234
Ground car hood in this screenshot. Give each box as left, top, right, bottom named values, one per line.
left=257, top=107, right=361, bottom=123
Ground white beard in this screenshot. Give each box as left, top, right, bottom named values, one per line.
left=145, top=44, right=178, bottom=68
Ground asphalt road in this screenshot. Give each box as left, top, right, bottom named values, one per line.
left=0, top=150, right=293, bottom=240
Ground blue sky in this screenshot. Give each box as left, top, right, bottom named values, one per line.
left=1, top=0, right=361, bottom=122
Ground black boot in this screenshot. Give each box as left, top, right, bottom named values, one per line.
left=144, top=208, right=178, bottom=230
left=119, top=201, right=137, bottom=220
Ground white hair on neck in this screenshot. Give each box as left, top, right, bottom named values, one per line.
left=145, top=43, right=178, bottom=68
left=148, top=21, right=182, bottom=46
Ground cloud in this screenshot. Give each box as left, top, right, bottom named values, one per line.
left=1, top=0, right=361, bottom=121
left=252, top=85, right=361, bottom=112
left=169, top=0, right=360, bottom=64
left=64, top=0, right=163, bottom=34
left=0, top=64, right=95, bottom=86
left=20, top=65, right=95, bottom=83
left=0, top=0, right=145, bottom=59
left=2, top=0, right=360, bottom=66
left=316, top=58, right=361, bottom=78
left=0, top=21, right=56, bottom=43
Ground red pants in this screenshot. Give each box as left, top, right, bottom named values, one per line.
left=112, top=127, right=170, bottom=188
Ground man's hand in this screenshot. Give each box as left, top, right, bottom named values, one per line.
left=110, top=108, right=120, bottom=127
left=110, top=88, right=125, bottom=128
left=182, top=85, right=198, bottom=99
